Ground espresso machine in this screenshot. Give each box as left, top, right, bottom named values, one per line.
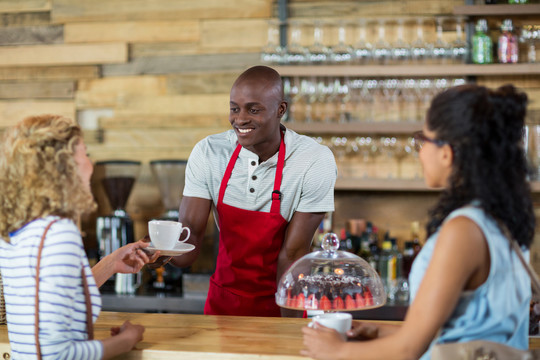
left=149, top=159, right=187, bottom=292
left=95, top=160, right=141, bottom=294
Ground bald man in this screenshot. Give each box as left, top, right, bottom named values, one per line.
left=169, top=66, right=337, bottom=317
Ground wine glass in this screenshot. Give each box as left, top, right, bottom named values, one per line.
left=301, top=77, right=318, bottom=123
left=401, top=79, right=418, bottom=123
left=391, top=18, right=411, bottom=64
left=411, top=18, right=432, bottom=63
left=354, top=19, right=373, bottom=64
left=308, top=20, right=330, bottom=65
left=286, top=19, right=309, bottom=64
left=261, top=19, right=285, bottom=65
left=451, top=16, right=469, bottom=64
left=330, top=20, right=354, bottom=64
left=382, top=79, right=401, bottom=122
left=373, top=19, right=391, bottom=65
left=432, top=17, right=452, bottom=64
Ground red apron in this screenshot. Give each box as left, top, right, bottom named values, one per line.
left=204, top=134, right=288, bottom=317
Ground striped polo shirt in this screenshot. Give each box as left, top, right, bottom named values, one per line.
left=183, top=126, right=337, bottom=223
left=0, top=216, right=103, bottom=359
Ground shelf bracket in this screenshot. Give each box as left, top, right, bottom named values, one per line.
left=278, top=0, right=288, bottom=48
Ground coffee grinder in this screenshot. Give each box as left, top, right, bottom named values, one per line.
left=149, top=159, right=187, bottom=292
left=95, top=160, right=141, bottom=294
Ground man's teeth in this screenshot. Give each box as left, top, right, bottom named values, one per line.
left=238, top=128, right=252, bottom=134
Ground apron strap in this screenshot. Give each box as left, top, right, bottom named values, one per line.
left=35, top=219, right=94, bottom=359
left=218, top=131, right=286, bottom=214
left=270, top=132, right=286, bottom=214
left=218, top=144, right=242, bottom=206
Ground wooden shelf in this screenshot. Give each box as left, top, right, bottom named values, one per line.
left=454, top=4, right=540, bottom=16
left=336, top=178, right=540, bottom=192
left=336, top=178, right=435, bottom=191
left=286, top=121, right=422, bottom=135
left=274, top=64, right=540, bottom=77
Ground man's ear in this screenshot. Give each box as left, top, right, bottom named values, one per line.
left=277, top=101, right=288, bottom=119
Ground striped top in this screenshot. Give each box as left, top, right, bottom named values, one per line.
left=183, top=126, right=337, bottom=222
left=0, top=216, right=103, bottom=360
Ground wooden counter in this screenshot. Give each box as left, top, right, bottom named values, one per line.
left=0, top=312, right=538, bottom=359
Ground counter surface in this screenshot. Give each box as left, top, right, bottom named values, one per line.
left=0, top=312, right=538, bottom=359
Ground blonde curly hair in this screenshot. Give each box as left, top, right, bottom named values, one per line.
left=0, top=115, right=97, bottom=240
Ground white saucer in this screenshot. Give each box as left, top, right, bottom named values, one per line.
left=146, top=242, right=195, bottom=257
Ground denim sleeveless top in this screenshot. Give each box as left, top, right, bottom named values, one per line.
left=409, top=205, right=531, bottom=359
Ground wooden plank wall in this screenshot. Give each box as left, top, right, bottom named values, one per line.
left=2, top=0, right=540, bottom=273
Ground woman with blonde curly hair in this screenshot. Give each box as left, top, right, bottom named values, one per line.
left=0, top=114, right=159, bottom=359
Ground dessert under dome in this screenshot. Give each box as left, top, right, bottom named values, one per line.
left=275, top=233, right=386, bottom=311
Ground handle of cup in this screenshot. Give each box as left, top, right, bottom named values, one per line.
left=179, top=226, right=191, bottom=243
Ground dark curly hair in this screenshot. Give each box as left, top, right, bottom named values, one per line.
left=425, top=84, right=535, bottom=248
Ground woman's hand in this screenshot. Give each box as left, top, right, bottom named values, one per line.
left=347, top=321, right=379, bottom=341
left=300, top=323, right=346, bottom=360
left=103, top=321, right=145, bottom=359
left=112, top=240, right=161, bottom=274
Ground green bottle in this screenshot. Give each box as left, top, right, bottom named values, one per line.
left=472, top=19, right=493, bottom=64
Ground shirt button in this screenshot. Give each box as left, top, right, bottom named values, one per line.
left=251, top=161, right=256, bottom=166
left=250, top=188, right=255, bottom=193
left=252, top=175, right=257, bottom=180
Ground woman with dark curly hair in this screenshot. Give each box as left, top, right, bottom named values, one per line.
left=301, top=84, right=535, bottom=360
left=0, top=115, right=159, bottom=359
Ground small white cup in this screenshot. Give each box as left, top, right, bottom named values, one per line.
left=308, top=312, right=352, bottom=339
left=148, top=220, right=191, bottom=250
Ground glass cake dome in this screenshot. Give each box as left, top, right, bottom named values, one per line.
left=275, top=233, right=386, bottom=311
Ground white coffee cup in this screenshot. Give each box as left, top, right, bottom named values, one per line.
left=148, top=220, right=191, bottom=250
left=308, top=312, right=352, bottom=339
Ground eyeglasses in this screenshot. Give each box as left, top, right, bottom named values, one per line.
left=412, top=131, right=447, bottom=151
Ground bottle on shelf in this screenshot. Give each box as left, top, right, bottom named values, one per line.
left=472, top=19, right=493, bottom=64
left=378, top=238, right=397, bottom=303
left=498, top=19, right=519, bottom=64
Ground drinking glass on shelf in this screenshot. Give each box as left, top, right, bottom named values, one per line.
left=520, top=25, right=540, bottom=63
left=382, top=79, right=401, bottom=122
left=373, top=79, right=388, bottom=122
left=356, top=136, right=377, bottom=178
left=348, top=79, right=364, bottom=122
left=401, top=79, right=418, bottom=122
left=391, top=19, right=411, bottom=64
left=300, top=77, right=318, bottom=123
left=282, top=77, right=292, bottom=122
left=451, top=17, right=469, bottom=64
left=415, top=78, right=435, bottom=121
left=432, top=17, right=452, bottom=64
left=411, top=18, right=432, bottom=63
left=354, top=19, right=373, bottom=64
left=373, top=19, right=392, bottom=65
left=376, top=136, right=399, bottom=179
left=330, top=20, right=354, bottom=64
left=308, top=20, right=330, bottom=65
left=336, top=77, right=352, bottom=123
left=288, top=76, right=304, bottom=123
left=360, top=79, right=378, bottom=122
left=261, top=19, right=285, bottom=65
left=285, top=19, right=309, bottom=64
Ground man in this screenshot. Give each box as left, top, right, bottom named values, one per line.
left=169, top=65, right=336, bottom=317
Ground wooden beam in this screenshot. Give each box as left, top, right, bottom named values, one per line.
left=51, top=0, right=272, bottom=23
left=166, top=72, right=238, bottom=95
left=101, top=53, right=260, bottom=76
left=0, top=100, right=75, bottom=127
left=64, top=21, right=199, bottom=44
left=0, top=11, right=50, bottom=27
left=0, top=0, right=51, bottom=13
left=113, top=94, right=230, bottom=117
left=99, top=115, right=229, bottom=129
left=76, top=76, right=167, bottom=108
left=0, top=81, right=75, bottom=99
left=0, top=25, right=63, bottom=46
left=0, top=43, right=128, bottom=66
left=0, top=65, right=100, bottom=80
left=201, top=19, right=267, bottom=49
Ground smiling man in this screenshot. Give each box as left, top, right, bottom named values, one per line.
left=168, top=65, right=337, bottom=317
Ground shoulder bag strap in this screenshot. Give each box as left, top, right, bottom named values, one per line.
left=35, top=219, right=94, bottom=359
